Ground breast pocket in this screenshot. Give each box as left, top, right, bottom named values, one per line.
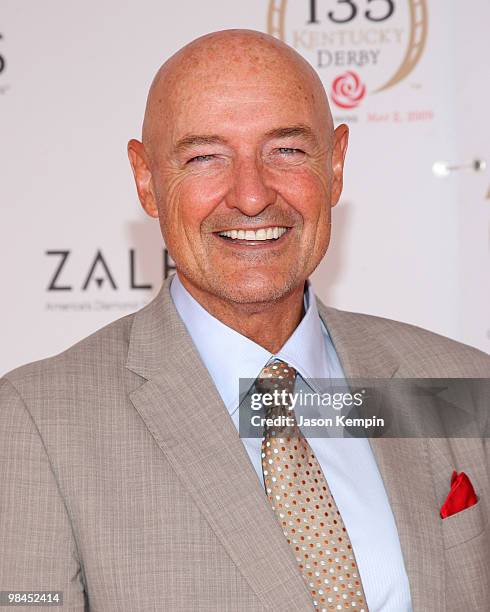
left=441, top=498, right=486, bottom=549
left=442, top=498, right=490, bottom=611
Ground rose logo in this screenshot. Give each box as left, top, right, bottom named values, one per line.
left=331, top=71, right=366, bottom=109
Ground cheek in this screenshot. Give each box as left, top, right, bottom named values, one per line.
left=164, top=172, right=229, bottom=231
left=275, top=168, right=329, bottom=224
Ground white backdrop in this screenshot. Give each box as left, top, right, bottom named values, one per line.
left=1, top=0, right=489, bottom=375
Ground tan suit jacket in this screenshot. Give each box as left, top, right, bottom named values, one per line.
left=1, top=276, right=489, bottom=611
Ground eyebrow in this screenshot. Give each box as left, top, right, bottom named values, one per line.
left=173, top=124, right=318, bottom=155
left=264, top=124, right=318, bottom=143
left=174, top=134, right=227, bottom=155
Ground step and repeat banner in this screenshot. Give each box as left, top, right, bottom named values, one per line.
left=1, top=0, right=489, bottom=374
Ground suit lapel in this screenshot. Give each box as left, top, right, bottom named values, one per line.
left=126, top=278, right=313, bottom=611
left=318, top=302, right=446, bottom=612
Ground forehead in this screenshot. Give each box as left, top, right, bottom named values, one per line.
left=165, top=73, right=323, bottom=144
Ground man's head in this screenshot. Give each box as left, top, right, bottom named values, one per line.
left=128, top=29, right=348, bottom=307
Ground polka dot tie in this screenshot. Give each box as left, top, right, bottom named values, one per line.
left=257, top=360, right=369, bottom=612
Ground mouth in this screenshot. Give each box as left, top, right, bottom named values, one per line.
left=215, top=226, right=290, bottom=247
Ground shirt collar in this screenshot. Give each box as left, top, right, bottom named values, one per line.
left=169, top=273, right=331, bottom=412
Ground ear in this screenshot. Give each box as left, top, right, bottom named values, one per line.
left=330, top=124, right=349, bottom=207
left=127, top=139, right=159, bottom=218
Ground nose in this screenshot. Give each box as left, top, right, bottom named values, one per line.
left=225, top=156, right=276, bottom=216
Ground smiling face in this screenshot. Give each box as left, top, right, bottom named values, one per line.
left=128, top=30, right=348, bottom=307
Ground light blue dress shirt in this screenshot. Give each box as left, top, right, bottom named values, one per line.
left=170, top=273, right=412, bottom=612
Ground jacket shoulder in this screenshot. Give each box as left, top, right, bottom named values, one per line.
left=2, top=311, right=137, bottom=392
left=322, top=305, right=490, bottom=377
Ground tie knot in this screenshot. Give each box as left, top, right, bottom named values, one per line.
left=255, top=360, right=297, bottom=394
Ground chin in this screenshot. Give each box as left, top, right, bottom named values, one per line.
left=209, top=271, right=299, bottom=305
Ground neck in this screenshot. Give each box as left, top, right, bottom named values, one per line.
left=177, top=274, right=306, bottom=354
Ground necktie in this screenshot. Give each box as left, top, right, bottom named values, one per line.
left=257, top=360, right=368, bottom=612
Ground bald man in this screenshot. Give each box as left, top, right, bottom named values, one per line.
left=1, top=30, right=489, bottom=612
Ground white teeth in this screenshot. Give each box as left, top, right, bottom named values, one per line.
left=218, top=227, right=288, bottom=241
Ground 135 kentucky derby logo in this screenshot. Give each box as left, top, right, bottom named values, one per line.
left=267, top=0, right=428, bottom=115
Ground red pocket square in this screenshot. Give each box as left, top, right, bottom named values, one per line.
left=440, top=471, right=478, bottom=519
